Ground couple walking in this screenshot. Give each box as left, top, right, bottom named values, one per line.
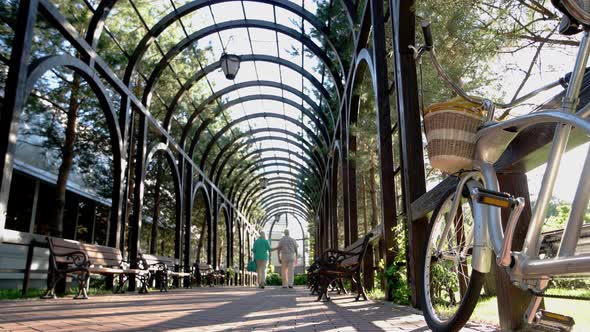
left=251, top=229, right=299, bottom=288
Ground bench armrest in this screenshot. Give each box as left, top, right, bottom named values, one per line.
left=53, top=250, right=90, bottom=268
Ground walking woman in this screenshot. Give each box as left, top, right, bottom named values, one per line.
left=251, top=231, right=271, bottom=288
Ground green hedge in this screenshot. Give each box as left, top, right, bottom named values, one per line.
left=266, top=272, right=282, bottom=285
left=294, top=274, right=308, bottom=286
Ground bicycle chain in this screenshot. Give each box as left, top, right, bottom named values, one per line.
left=528, top=289, right=590, bottom=301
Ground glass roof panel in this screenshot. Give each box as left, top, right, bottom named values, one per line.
left=243, top=1, right=275, bottom=21
left=275, top=7, right=303, bottom=33
left=210, top=2, right=245, bottom=22
left=256, top=62, right=281, bottom=81
left=249, top=28, right=279, bottom=57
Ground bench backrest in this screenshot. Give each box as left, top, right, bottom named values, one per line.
left=48, top=237, right=122, bottom=267
left=196, top=262, right=213, bottom=271
left=141, top=253, right=175, bottom=266
left=340, top=233, right=373, bottom=267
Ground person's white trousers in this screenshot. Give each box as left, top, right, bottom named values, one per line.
left=281, top=255, right=295, bottom=287
left=256, top=259, right=267, bottom=286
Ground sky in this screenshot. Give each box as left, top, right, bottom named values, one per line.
left=481, top=32, right=586, bottom=204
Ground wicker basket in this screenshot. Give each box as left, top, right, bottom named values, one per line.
left=424, top=97, right=485, bottom=174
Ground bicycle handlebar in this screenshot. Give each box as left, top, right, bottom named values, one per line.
left=421, top=21, right=433, bottom=50
left=416, top=21, right=561, bottom=112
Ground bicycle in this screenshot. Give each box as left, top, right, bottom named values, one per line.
left=412, top=1, right=590, bottom=331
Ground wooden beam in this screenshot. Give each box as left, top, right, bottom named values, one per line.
left=495, top=172, right=534, bottom=331
left=410, top=176, right=458, bottom=221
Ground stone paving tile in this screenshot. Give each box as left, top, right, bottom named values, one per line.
left=0, top=287, right=498, bottom=331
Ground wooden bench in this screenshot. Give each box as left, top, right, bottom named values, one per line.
left=314, top=233, right=373, bottom=302
left=194, top=262, right=215, bottom=286
left=539, top=224, right=590, bottom=258
left=43, top=237, right=148, bottom=299
left=140, top=253, right=191, bottom=292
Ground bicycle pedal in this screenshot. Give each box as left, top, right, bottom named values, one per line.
left=531, top=310, right=575, bottom=332
left=472, top=187, right=519, bottom=208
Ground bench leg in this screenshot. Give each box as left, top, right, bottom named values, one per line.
left=354, top=273, right=367, bottom=301
left=41, top=270, right=64, bottom=299
left=138, top=273, right=149, bottom=294
left=160, top=273, right=168, bottom=292
left=115, top=274, right=126, bottom=293
left=316, top=274, right=330, bottom=302
left=338, top=279, right=347, bottom=294
left=73, top=272, right=90, bottom=299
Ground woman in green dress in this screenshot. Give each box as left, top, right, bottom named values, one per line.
left=251, top=231, right=272, bottom=288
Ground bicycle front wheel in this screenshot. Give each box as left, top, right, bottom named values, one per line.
left=420, top=184, right=485, bottom=332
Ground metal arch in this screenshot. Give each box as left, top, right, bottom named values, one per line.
left=243, top=179, right=315, bottom=215
left=144, top=142, right=184, bottom=261
left=192, top=181, right=212, bottom=209
left=340, top=0, right=358, bottom=28
left=85, top=0, right=118, bottom=48
left=164, top=55, right=334, bottom=131
left=349, top=48, right=377, bottom=116
left=252, top=186, right=313, bottom=210
left=88, top=0, right=355, bottom=62
left=185, top=93, right=331, bottom=152
left=246, top=191, right=313, bottom=219
left=260, top=195, right=310, bottom=212
left=178, top=79, right=333, bottom=148
left=262, top=201, right=310, bottom=222
left=187, top=181, right=213, bottom=263
left=209, top=130, right=325, bottom=186
left=145, top=142, right=183, bottom=202
left=195, top=113, right=330, bottom=172
left=216, top=202, right=232, bottom=267
left=230, top=164, right=316, bottom=197
left=142, top=19, right=342, bottom=108
left=262, top=209, right=309, bottom=228
left=227, top=162, right=315, bottom=209
left=22, top=54, right=125, bottom=247
left=237, top=179, right=315, bottom=218
left=25, top=55, right=123, bottom=154
left=220, top=149, right=319, bottom=195
left=223, top=156, right=320, bottom=191
left=261, top=203, right=312, bottom=225
left=239, top=176, right=316, bottom=209
left=261, top=208, right=309, bottom=226
left=264, top=209, right=307, bottom=267
left=122, top=0, right=347, bottom=84
left=131, top=20, right=343, bottom=96
left=234, top=169, right=317, bottom=207
left=222, top=157, right=318, bottom=203
left=231, top=147, right=319, bottom=181
left=227, top=160, right=314, bottom=201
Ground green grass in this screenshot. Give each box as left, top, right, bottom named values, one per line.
left=470, top=290, right=590, bottom=332
left=0, top=285, right=119, bottom=300
left=0, top=288, right=46, bottom=300
left=367, top=288, right=385, bottom=301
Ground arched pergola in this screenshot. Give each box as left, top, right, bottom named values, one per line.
left=0, top=0, right=426, bottom=305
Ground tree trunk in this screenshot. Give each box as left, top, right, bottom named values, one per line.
left=150, top=163, right=163, bottom=254
left=360, top=174, right=368, bottom=235
left=121, top=115, right=138, bottom=250
left=368, top=159, right=378, bottom=229
left=49, top=74, right=80, bottom=237
left=196, top=208, right=207, bottom=262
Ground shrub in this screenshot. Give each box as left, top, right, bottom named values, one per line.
left=266, top=272, right=282, bottom=286
left=294, top=274, right=308, bottom=286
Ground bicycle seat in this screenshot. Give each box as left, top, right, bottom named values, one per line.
left=552, top=0, right=590, bottom=32
left=560, top=67, right=590, bottom=88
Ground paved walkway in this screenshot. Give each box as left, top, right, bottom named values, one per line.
left=0, top=287, right=498, bottom=331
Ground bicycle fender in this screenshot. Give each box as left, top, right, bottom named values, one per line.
left=467, top=180, right=493, bottom=274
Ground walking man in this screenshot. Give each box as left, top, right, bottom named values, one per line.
left=277, top=229, right=299, bottom=288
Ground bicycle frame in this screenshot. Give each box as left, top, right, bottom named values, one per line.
left=465, top=29, right=590, bottom=284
